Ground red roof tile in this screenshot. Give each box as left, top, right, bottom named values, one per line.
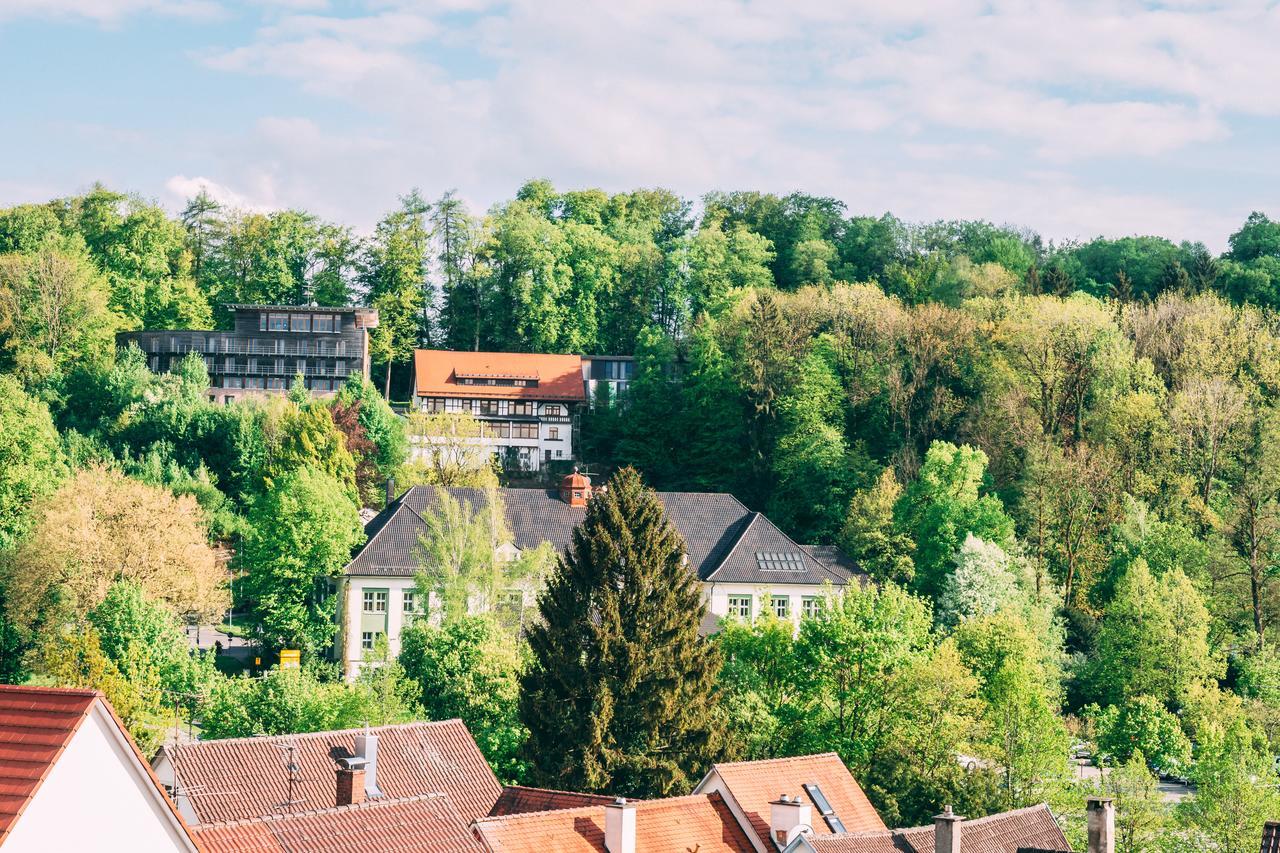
left=489, top=785, right=616, bottom=816
left=698, top=753, right=886, bottom=847
left=413, top=350, right=585, bottom=401
left=161, top=720, right=502, bottom=825
left=0, top=686, right=98, bottom=840
left=808, top=804, right=1071, bottom=853
left=191, top=793, right=485, bottom=853
left=474, top=792, right=755, bottom=853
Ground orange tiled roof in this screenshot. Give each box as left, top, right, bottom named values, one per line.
left=191, top=793, right=485, bottom=853
left=699, top=753, right=887, bottom=847
left=159, top=719, right=502, bottom=825
left=807, top=803, right=1071, bottom=853
left=473, top=792, right=756, bottom=853
left=488, top=785, right=617, bottom=816
left=413, top=350, right=585, bottom=401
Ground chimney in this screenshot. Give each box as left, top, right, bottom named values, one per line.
left=354, top=732, right=380, bottom=799
left=604, top=797, right=636, bottom=853
left=933, top=805, right=962, bottom=853
left=385, top=476, right=396, bottom=506
left=1086, top=797, right=1114, bottom=853
left=769, top=794, right=812, bottom=847
left=336, top=765, right=366, bottom=807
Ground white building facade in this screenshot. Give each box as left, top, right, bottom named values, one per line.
left=411, top=350, right=585, bottom=472
left=337, top=476, right=862, bottom=678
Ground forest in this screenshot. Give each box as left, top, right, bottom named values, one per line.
left=5, top=181, right=1280, bottom=849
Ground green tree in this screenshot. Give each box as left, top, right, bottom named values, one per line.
left=1172, top=718, right=1280, bottom=853
left=399, top=616, right=527, bottom=781
left=840, top=468, right=916, bottom=586
left=895, top=441, right=1015, bottom=602
left=0, top=375, right=66, bottom=549
left=240, top=466, right=363, bottom=655
left=1093, top=696, right=1192, bottom=772
left=937, top=535, right=1025, bottom=628
left=519, top=467, right=726, bottom=797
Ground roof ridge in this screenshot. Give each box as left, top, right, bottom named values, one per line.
left=474, top=793, right=723, bottom=825
left=713, top=752, right=841, bottom=770
left=193, top=792, right=453, bottom=829
left=836, top=802, right=1059, bottom=840
left=175, top=718, right=468, bottom=749
left=702, top=511, right=761, bottom=582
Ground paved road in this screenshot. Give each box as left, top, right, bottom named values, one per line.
left=1073, top=759, right=1194, bottom=803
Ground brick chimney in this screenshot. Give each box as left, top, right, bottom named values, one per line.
left=934, top=805, right=962, bottom=853
left=604, top=798, right=636, bottom=853
left=336, top=766, right=365, bottom=807
left=769, top=794, right=812, bottom=847
left=1087, top=797, right=1114, bottom=853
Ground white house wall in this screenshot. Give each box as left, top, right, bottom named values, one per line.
left=5, top=703, right=194, bottom=852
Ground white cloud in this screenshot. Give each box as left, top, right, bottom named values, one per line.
left=0, top=0, right=220, bottom=23
left=164, top=174, right=274, bottom=211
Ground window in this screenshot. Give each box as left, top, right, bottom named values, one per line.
left=267, top=377, right=286, bottom=390
left=224, top=357, right=235, bottom=372
left=478, top=400, right=500, bottom=416
left=445, top=398, right=462, bottom=413
left=771, top=595, right=791, bottom=618
left=274, top=358, right=285, bottom=374
left=334, top=360, right=346, bottom=375
left=336, top=340, right=346, bottom=356
left=548, top=427, right=559, bottom=440
left=290, top=313, right=310, bottom=332
left=312, top=314, right=334, bottom=333
left=802, top=596, right=823, bottom=619
left=245, top=377, right=264, bottom=389
left=555, top=450, right=563, bottom=458
left=223, top=395, right=234, bottom=405
left=224, top=376, right=243, bottom=389
left=362, top=590, right=387, bottom=613
left=269, top=314, right=289, bottom=331
left=259, top=313, right=268, bottom=331
left=727, top=595, right=752, bottom=620
left=512, top=422, right=538, bottom=439
left=756, top=552, right=806, bottom=572
left=485, top=421, right=511, bottom=439
left=296, top=358, right=307, bottom=375
left=403, top=591, right=418, bottom=614
left=361, top=631, right=383, bottom=651
left=510, top=401, right=533, bottom=417
left=311, top=378, right=330, bottom=392
left=543, top=404, right=562, bottom=417
left=422, top=398, right=445, bottom=414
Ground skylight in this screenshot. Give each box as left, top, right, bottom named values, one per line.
left=755, top=551, right=806, bottom=572
left=804, top=783, right=846, bottom=833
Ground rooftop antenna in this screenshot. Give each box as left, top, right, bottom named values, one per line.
left=275, top=740, right=306, bottom=813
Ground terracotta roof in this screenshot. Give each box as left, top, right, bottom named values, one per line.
left=191, top=793, right=485, bottom=852
left=489, top=785, right=617, bottom=816
left=473, top=792, right=755, bottom=853
left=159, top=719, right=501, bottom=825
left=0, top=686, right=99, bottom=839
left=698, top=753, right=886, bottom=847
left=414, top=350, right=586, bottom=401
left=1263, top=821, right=1280, bottom=853
left=347, top=487, right=853, bottom=590
left=807, top=804, right=1071, bottom=853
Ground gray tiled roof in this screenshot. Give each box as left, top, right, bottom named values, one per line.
left=705, top=513, right=851, bottom=586
left=346, top=487, right=855, bottom=587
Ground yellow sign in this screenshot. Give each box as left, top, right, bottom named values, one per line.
left=279, top=649, right=301, bottom=670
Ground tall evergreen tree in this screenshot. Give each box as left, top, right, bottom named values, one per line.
left=519, top=467, right=726, bottom=798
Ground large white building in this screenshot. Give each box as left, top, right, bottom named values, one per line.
left=336, top=472, right=864, bottom=678
left=410, top=349, right=585, bottom=473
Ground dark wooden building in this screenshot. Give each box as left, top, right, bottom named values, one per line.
left=117, top=304, right=378, bottom=403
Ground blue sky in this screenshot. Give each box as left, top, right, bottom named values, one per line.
left=2, top=0, right=1277, bottom=250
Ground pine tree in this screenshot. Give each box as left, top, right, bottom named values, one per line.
left=519, top=467, right=726, bottom=798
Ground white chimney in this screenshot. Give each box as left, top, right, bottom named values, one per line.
left=934, top=805, right=962, bottom=853
left=605, top=798, right=636, bottom=853
left=354, top=732, right=380, bottom=798
left=1087, top=796, right=1114, bottom=853
left=769, top=794, right=812, bottom=847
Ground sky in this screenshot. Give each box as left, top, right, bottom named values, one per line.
left=1, top=0, right=1277, bottom=250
